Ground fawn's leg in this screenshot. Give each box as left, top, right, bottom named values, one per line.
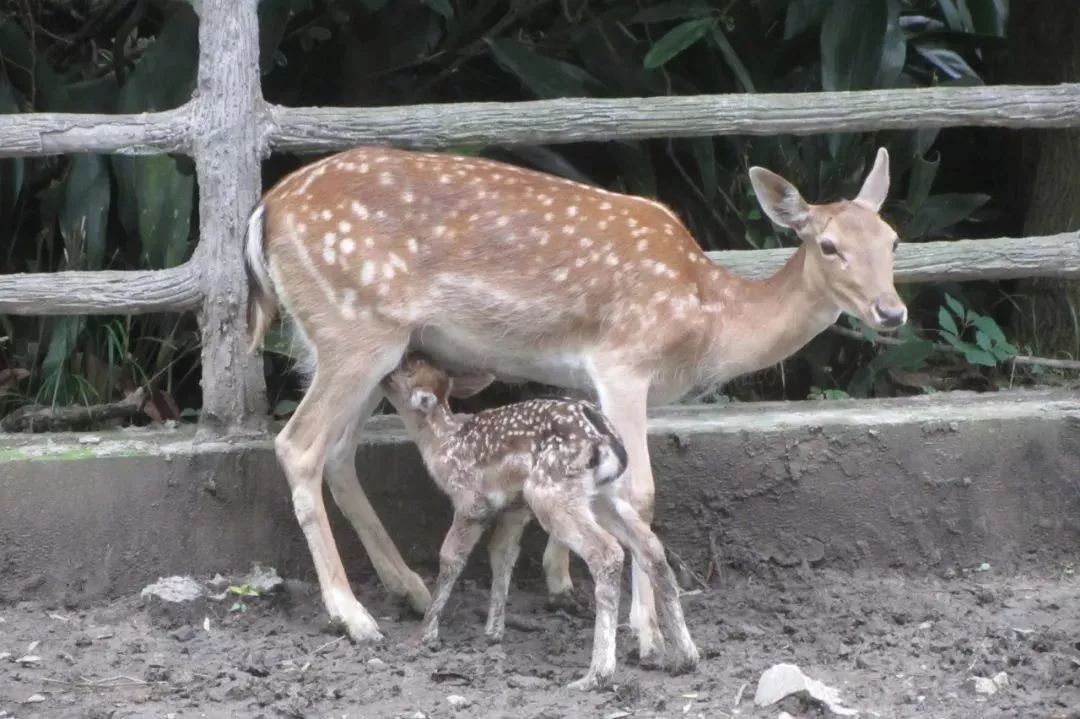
left=485, top=507, right=532, bottom=642
left=275, top=338, right=407, bottom=643
left=324, top=391, right=431, bottom=615
left=529, top=480, right=624, bottom=691
left=595, top=495, right=700, bottom=674
left=420, top=513, right=487, bottom=645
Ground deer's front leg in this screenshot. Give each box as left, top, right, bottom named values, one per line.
left=589, top=370, right=664, bottom=669
left=324, top=398, right=432, bottom=616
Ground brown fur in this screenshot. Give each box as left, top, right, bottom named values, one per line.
left=243, top=145, right=904, bottom=655
left=381, top=354, right=699, bottom=690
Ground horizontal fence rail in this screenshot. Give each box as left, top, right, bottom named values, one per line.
left=1, top=84, right=1080, bottom=158
left=266, top=84, right=1080, bottom=151
left=3, top=234, right=1078, bottom=316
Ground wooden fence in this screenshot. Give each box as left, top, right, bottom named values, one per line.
left=1, top=0, right=1079, bottom=435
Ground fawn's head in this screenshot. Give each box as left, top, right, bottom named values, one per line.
left=382, top=353, right=495, bottom=417
left=749, top=147, right=906, bottom=331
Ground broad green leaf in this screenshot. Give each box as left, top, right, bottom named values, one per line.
left=689, top=137, right=718, bottom=202
left=709, top=25, right=756, bottom=92
left=487, top=38, right=598, bottom=98
left=943, top=293, right=965, bottom=319
left=963, top=347, right=997, bottom=367
left=991, top=342, right=1018, bottom=361
left=905, top=151, right=940, bottom=214
left=259, top=0, right=314, bottom=75
left=60, top=156, right=110, bottom=271
left=0, top=19, right=68, bottom=110
left=963, top=0, right=1006, bottom=37
left=970, top=314, right=1007, bottom=345
left=823, top=389, right=851, bottom=400
left=643, top=18, right=717, bottom=69
left=905, top=193, right=990, bottom=238
left=820, top=0, right=892, bottom=91
left=420, top=0, right=453, bottom=18
left=632, top=1, right=712, bottom=23
left=875, top=338, right=933, bottom=372
left=914, top=45, right=983, bottom=83
left=936, top=0, right=971, bottom=31
left=875, top=0, right=906, bottom=88
left=611, top=141, right=657, bottom=197
left=784, top=0, right=830, bottom=39
left=0, top=81, right=24, bottom=224
left=975, top=329, right=991, bottom=350
left=227, top=585, right=260, bottom=597
left=938, top=306, right=959, bottom=337
left=940, top=332, right=970, bottom=354
left=41, top=317, right=84, bottom=401
left=133, top=156, right=195, bottom=269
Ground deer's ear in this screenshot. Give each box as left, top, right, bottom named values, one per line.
left=409, top=389, right=438, bottom=413
left=449, top=372, right=495, bottom=398
left=749, top=166, right=811, bottom=230
left=853, top=147, right=890, bottom=212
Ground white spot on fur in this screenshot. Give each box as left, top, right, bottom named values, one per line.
left=407, top=238, right=419, bottom=254
left=361, top=261, right=375, bottom=285
left=340, top=238, right=356, bottom=255
left=552, top=268, right=569, bottom=282
left=351, top=202, right=369, bottom=219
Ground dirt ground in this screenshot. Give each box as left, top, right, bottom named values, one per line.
left=1, top=566, right=1078, bottom=719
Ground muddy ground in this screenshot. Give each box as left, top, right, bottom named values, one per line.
left=1, top=566, right=1078, bottom=719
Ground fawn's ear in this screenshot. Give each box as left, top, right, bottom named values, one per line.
left=409, top=389, right=438, bottom=413
left=448, top=372, right=495, bottom=398
left=749, top=165, right=811, bottom=230
left=853, top=147, right=890, bottom=212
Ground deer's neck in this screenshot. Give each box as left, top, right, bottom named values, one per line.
left=697, top=246, right=840, bottom=384
left=399, top=405, right=461, bottom=465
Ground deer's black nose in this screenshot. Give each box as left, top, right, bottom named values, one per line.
left=873, top=298, right=907, bottom=328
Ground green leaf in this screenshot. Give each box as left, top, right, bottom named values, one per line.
left=937, top=0, right=973, bottom=32
left=487, top=38, right=598, bottom=99
left=905, top=193, right=990, bottom=238
left=914, top=44, right=983, bottom=83
left=823, top=389, right=851, bottom=400
left=940, top=331, right=972, bottom=354
left=689, top=137, right=717, bottom=202
left=784, top=0, right=830, bottom=39
left=132, top=156, right=195, bottom=269
left=975, top=329, right=991, bottom=350
left=420, top=0, right=453, bottom=18
left=709, top=25, right=755, bottom=92
left=875, top=0, right=906, bottom=88
left=963, top=347, right=997, bottom=367
left=938, top=306, right=959, bottom=336
left=643, top=18, right=717, bottom=69
left=970, top=314, right=1007, bottom=345
left=227, top=584, right=261, bottom=597
left=0, top=81, right=25, bottom=224
left=905, top=150, right=940, bottom=215
left=943, top=293, right=965, bottom=320
left=820, top=0, right=898, bottom=91
left=60, top=156, right=110, bottom=271
left=991, top=342, right=1018, bottom=361
left=258, top=0, right=314, bottom=75
left=875, top=338, right=933, bottom=372
left=964, top=0, right=1006, bottom=37
left=632, top=1, right=712, bottom=23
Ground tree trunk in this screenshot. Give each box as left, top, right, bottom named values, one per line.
left=1007, top=1, right=1080, bottom=358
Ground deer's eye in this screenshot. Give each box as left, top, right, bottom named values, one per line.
left=819, top=239, right=839, bottom=257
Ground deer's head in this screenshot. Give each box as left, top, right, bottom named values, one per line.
left=749, top=148, right=906, bottom=331
left=382, top=353, right=494, bottom=417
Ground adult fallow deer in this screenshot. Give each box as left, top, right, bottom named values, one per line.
left=244, top=145, right=905, bottom=664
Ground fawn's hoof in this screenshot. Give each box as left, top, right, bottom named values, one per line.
left=328, top=598, right=384, bottom=644
left=567, top=671, right=610, bottom=691
left=546, top=588, right=590, bottom=615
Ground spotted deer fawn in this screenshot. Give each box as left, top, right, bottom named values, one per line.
left=245, top=144, right=905, bottom=662
left=380, top=352, right=699, bottom=689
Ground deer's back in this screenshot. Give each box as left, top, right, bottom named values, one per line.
left=259, top=147, right=715, bottom=382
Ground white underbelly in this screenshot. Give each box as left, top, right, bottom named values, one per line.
left=409, top=324, right=593, bottom=390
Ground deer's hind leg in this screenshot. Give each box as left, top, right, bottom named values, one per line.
left=324, top=397, right=432, bottom=615
left=275, top=328, right=408, bottom=643
left=421, top=511, right=488, bottom=645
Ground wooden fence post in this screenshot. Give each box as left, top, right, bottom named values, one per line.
left=191, top=0, right=268, bottom=435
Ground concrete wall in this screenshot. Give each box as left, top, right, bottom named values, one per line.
left=2, top=390, right=1078, bottom=605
